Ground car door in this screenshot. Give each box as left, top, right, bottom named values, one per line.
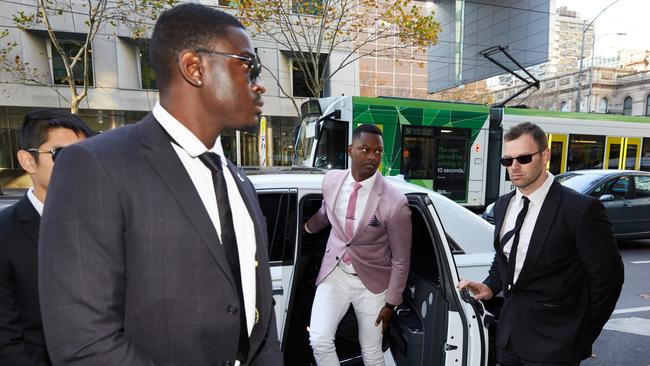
left=632, top=175, right=650, bottom=238
left=389, top=193, right=487, bottom=366
left=256, top=189, right=298, bottom=341
left=592, top=176, right=637, bottom=236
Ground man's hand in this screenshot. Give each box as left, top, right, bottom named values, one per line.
left=374, top=306, right=394, bottom=334
left=457, top=279, right=494, bottom=300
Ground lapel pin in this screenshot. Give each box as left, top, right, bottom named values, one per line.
left=255, top=260, right=259, bottom=268
left=255, top=308, right=260, bottom=324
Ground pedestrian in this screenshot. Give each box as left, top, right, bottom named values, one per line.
left=458, top=122, right=624, bottom=366
left=0, top=110, right=91, bottom=365
left=38, top=4, right=282, bottom=365
left=305, top=124, right=412, bottom=366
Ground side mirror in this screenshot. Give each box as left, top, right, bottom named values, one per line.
left=599, top=194, right=615, bottom=202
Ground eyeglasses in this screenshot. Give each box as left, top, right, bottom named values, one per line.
left=500, top=150, right=544, bottom=167
left=195, top=49, right=262, bottom=82
left=27, top=147, right=64, bottom=162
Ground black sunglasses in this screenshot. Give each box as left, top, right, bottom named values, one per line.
left=500, top=150, right=544, bottom=167
left=27, top=147, right=64, bottom=162
left=195, top=49, right=262, bottom=82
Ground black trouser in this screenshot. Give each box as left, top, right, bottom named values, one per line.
left=497, top=340, right=580, bottom=366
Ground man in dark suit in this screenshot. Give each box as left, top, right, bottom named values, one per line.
left=39, top=4, right=282, bottom=365
left=459, top=122, right=624, bottom=366
left=0, top=110, right=91, bottom=365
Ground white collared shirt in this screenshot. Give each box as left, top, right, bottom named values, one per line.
left=27, top=188, right=43, bottom=216
left=334, top=170, right=378, bottom=235
left=153, top=103, right=256, bottom=339
left=500, top=172, right=555, bottom=283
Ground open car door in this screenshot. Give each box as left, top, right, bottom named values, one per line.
left=389, top=193, right=488, bottom=366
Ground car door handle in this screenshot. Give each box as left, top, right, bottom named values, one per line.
left=272, top=287, right=283, bottom=296
left=622, top=204, right=631, bottom=208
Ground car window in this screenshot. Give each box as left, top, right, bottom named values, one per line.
left=409, top=205, right=440, bottom=285
left=635, top=175, right=650, bottom=198
left=258, top=192, right=297, bottom=265
left=594, top=176, right=632, bottom=200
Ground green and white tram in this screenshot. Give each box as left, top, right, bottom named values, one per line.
left=293, top=96, right=650, bottom=210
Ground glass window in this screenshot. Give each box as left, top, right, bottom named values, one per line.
left=608, top=143, right=621, bottom=169
left=646, top=95, right=650, bottom=117
left=401, top=125, right=435, bottom=179
left=599, top=98, right=608, bottom=113
left=560, top=101, right=569, bottom=112
left=623, top=97, right=633, bottom=116
left=292, top=54, right=328, bottom=98
left=137, top=40, right=156, bottom=90
left=258, top=193, right=297, bottom=264
left=635, top=175, right=650, bottom=198
left=625, top=144, right=637, bottom=170
left=314, top=119, right=347, bottom=169
left=593, top=176, right=632, bottom=200
left=567, top=134, right=605, bottom=171
left=292, top=0, right=322, bottom=15
left=409, top=205, right=439, bottom=285
left=641, top=138, right=650, bottom=172
left=434, top=128, right=470, bottom=201
left=51, top=38, right=93, bottom=86
left=549, top=140, right=563, bottom=175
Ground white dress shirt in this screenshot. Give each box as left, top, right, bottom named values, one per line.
left=27, top=188, right=43, bottom=216
left=333, top=170, right=377, bottom=273
left=153, top=103, right=256, bottom=338
left=500, top=172, right=554, bottom=283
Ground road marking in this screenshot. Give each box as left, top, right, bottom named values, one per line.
left=612, top=306, right=650, bottom=315
left=604, top=317, right=650, bottom=337
left=631, top=260, right=650, bottom=264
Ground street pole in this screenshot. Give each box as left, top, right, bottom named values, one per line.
left=576, top=20, right=586, bottom=112
left=574, top=0, right=621, bottom=113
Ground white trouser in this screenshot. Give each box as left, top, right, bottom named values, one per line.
left=309, top=265, right=387, bottom=366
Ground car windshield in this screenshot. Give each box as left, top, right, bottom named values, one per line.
left=555, top=173, right=601, bottom=193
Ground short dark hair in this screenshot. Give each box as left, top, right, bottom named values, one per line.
left=504, top=122, right=548, bottom=150
left=352, top=124, right=383, bottom=141
left=149, top=4, right=245, bottom=91
left=18, top=110, right=93, bottom=150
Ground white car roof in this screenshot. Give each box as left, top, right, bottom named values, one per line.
left=248, top=171, right=494, bottom=255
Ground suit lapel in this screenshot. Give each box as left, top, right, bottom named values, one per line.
left=136, top=115, right=234, bottom=286
left=326, top=170, right=347, bottom=236
left=16, top=194, right=40, bottom=246
left=350, top=173, right=384, bottom=241
left=515, top=181, right=562, bottom=287
left=493, top=190, right=516, bottom=252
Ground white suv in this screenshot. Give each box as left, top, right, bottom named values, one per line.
left=248, top=168, right=494, bottom=366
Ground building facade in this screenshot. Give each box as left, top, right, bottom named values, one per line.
left=0, top=0, right=358, bottom=188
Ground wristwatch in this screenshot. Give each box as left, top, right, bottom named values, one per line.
left=384, top=302, right=398, bottom=311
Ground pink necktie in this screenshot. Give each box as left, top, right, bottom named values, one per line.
left=342, top=182, right=363, bottom=264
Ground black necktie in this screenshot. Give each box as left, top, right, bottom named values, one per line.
left=501, top=196, right=530, bottom=294
left=198, top=152, right=249, bottom=361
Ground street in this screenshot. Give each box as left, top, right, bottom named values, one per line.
left=584, top=239, right=650, bottom=366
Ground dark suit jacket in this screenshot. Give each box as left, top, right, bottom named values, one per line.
left=484, top=181, right=624, bottom=362
left=39, top=114, right=282, bottom=365
left=0, top=195, right=50, bottom=365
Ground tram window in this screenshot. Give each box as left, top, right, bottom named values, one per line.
left=625, top=145, right=637, bottom=170
left=567, top=134, right=605, bottom=171
left=401, top=125, right=436, bottom=179
left=608, top=144, right=621, bottom=169
left=258, top=193, right=297, bottom=264
left=314, top=120, right=348, bottom=169
left=641, top=138, right=650, bottom=172
left=549, top=141, right=563, bottom=175
left=435, top=128, right=470, bottom=201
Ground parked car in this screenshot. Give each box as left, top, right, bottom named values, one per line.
left=481, top=169, right=650, bottom=240
left=248, top=168, right=493, bottom=365
left=2, top=168, right=496, bottom=365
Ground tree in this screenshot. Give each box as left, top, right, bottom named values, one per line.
left=0, top=0, right=176, bottom=114
left=236, top=0, right=440, bottom=115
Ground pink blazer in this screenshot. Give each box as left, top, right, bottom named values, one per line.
left=306, top=170, right=412, bottom=305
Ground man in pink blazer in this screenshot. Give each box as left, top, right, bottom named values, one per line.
left=305, top=124, right=412, bottom=366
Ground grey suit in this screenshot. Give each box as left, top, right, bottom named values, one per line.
left=39, top=114, right=282, bottom=365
